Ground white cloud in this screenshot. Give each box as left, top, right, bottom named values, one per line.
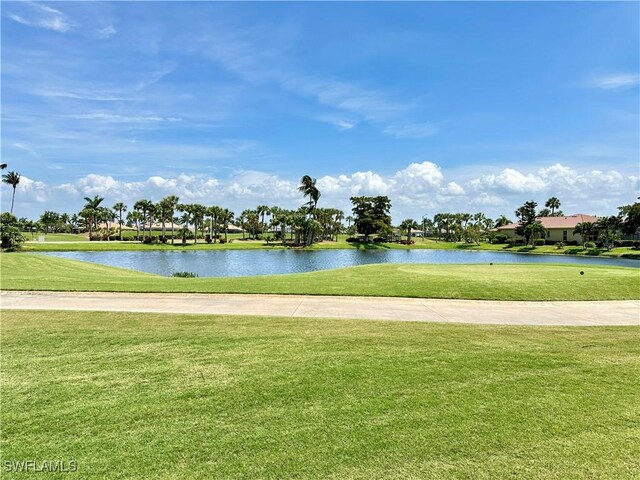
left=67, top=113, right=183, bottom=123
left=469, top=168, right=547, bottom=193
left=6, top=162, right=638, bottom=222
left=589, top=74, right=639, bottom=90
left=8, top=2, right=75, bottom=33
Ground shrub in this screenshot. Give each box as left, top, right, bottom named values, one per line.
left=585, top=241, right=597, bottom=249
left=565, top=240, right=578, bottom=246
left=614, top=240, right=635, bottom=248
left=492, top=233, right=509, bottom=244
left=345, top=237, right=358, bottom=243
left=205, top=235, right=212, bottom=244
left=555, top=241, right=565, bottom=249
left=171, top=271, right=198, bottom=278
left=399, top=239, right=415, bottom=245
left=633, top=241, right=640, bottom=250
left=373, top=237, right=386, bottom=243
left=142, top=237, right=158, bottom=244
left=219, top=238, right=227, bottom=244
left=534, top=239, right=545, bottom=246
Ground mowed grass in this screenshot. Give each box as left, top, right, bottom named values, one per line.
left=2, top=310, right=639, bottom=479
left=1, top=253, right=639, bottom=300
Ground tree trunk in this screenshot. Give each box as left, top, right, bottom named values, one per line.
left=10, top=187, right=16, bottom=214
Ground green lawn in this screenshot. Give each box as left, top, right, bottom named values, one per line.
left=21, top=235, right=640, bottom=258
left=1, top=253, right=638, bottom=300
left=2, top=310, right=639, bottom=479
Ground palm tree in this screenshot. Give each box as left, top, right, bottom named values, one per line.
left=206, top=206, right=223, bottom=243
left=573, top=221, right=596, bottom=248
left=399, top=218, right=419, bottom=242
left=545, top=197, right=561, bottom=216
left=0, top=163, right=7, bottom=170
left=112, top=202, right=127, bottom=240
left=298, top=175, right=321, bottom=245
left=524, top=222, right=547, bottom=246
left=127, top=211, right=142, bottom=240
left=237, top=211, right=247, bottom=240
left=298, top=175, right=320, bottom=214
left=221, top=208, right=234, bottom=242
left=596, top=216, right=621, bottom=250
left=2, top=171, right=21, bottom=214
left=83, top=195, right=104, bottom=240
left=494, top=215, right=512, bottom=228
left=256, top=205, right=271, bottom=239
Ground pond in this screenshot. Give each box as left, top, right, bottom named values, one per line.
left=42, top=249, right=639, bottom=277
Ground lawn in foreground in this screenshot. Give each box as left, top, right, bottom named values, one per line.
left=1, top=253, right=639, bottom=300
left=2, top=310, right=639, bottom=479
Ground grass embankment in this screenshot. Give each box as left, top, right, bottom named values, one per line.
left=2, top=310, right=639, bottom=479
left=1, top=253, right=638, bottom=300
left=22, top=234, right=639, bottom=258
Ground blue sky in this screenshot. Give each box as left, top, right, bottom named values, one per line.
left=2, top=1, right=638, bottom=221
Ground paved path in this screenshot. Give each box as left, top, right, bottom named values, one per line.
left=1, top=291, right=639, bottom=326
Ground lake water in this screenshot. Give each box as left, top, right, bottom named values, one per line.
left=42, top=249, right=639, bottom=277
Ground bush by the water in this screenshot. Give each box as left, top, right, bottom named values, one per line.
left=171, top=271, right=198, bottom=278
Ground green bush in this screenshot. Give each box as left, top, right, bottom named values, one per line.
left=534, top=239, right=545, bottom=246
left=491, top=234, right=509, bottom=244
left=171, top=271, right=198, bottom=278
left=585, top=241, right=597, bottom=249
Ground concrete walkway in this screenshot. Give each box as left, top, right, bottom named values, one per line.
left=1, top=291, right=639, bottom=326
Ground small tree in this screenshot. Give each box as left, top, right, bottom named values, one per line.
left=399, top=218, right=418, bottom=242
left=0, top=212, right=25, bottom=249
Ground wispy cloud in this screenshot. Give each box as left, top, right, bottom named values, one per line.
left=7, top=2, right=76, bottom=33
left=382, top=123, right=438, bottom=139
left=65, top=113, right=182, bottom=124
left=589, top=74, right=640, bottom=90
left=94, top=25, right=117, bottom=39
left=28, top=89, right=139, bottom=102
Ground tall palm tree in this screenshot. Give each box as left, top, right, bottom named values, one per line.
left=221, top=208, right=234, bottom=242
left=112, top=202, right=127, bottom=240
left=83, top=195, right=104, bottom=240
left=2, top=171, right=21, bottom=214
left=256, top=205, right=271, bottom=238
left=298, top=175, right=321, bottom=245
left=238, top=211, right=247, bottom=240
left=127, top=211, right=142, bottom=240
left=545, top=197, right=561, bottom=216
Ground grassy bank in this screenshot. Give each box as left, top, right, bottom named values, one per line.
left=1, top=253, right=638, bottom=300
left=20, top=236, right=639, bottom=258
left=2, top=310, right=639, bottom=479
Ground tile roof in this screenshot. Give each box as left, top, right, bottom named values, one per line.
left=497, top=214, right=599, bottom=230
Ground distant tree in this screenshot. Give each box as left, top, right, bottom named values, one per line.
left=350, top=196, right=392, bottom=241
left=298, top=175, right=321, bottom=245
left=537, top=208, right=552, bottom=217
left=618, top=202, right=640, bottom=237
left=524, top=222, right=547, bottom=246
left=83, top=195, right=105, bottom=240
left=597, top=216, right=621, bottom=250
left=39, top=211, right=60, bottom=234
left=2, top=171, right=21, bottom=214
left=112, top=202, right=127, bottom=240
left=545, top=197, right=562, bottom=216
left=494, top=215, right=512, bottom=228
left=573, top=221, right=596, bottom=248
left=399, top=218, right=418, bottom=242
left=127, top=210, right=142, bottom=240
left=515, top=200, right=538, bottom=244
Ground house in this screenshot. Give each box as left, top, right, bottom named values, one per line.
left=497, top=214, right=599, bottom=243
